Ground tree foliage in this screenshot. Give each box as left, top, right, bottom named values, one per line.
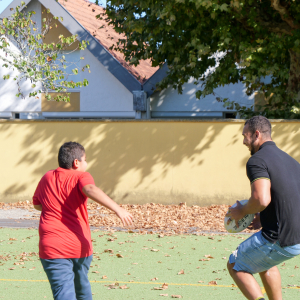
left=0, top=2, right=90, bottom=102
left=103, top=0, right=300, bottom=118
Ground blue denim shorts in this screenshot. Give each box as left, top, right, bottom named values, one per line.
left=229, top=231, right=300, bottom=274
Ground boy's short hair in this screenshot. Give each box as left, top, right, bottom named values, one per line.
left=58, top=142, right=85, bottom=169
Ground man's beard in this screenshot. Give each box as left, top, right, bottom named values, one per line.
left=250, top=141, right=256, bottom=156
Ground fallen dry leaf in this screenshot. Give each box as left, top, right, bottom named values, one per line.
left=171, top=295, right=182, bottom=298
left=208, top=281, right=217, bottom=285
left=116, top=254, right=123, bottom=258
left=159, top=294, right=168, bottom=297
left=151, top=277, right=158, bottom=281
left=119, top=285, right=129, bottom=289
left=151, top=249, right=159, bottom=252
left=102, top=275, right=107, bottom=279
left=107, top=283, right=119, bottom=289
left=154, top=283, right=168, bottom=290
left=104, top=249, right=114, bottom=253
left=177, top=269, right=185, bottom=275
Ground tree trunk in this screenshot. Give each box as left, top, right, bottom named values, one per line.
left=288, top=49, right=300, bottom=97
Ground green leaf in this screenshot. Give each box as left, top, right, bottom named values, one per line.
left=219, top=3, right=228, bottom=11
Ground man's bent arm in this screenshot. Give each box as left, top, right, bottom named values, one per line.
left=228, top=179, right=271, bottom=222
left=243, top=178, right=271, bottom=215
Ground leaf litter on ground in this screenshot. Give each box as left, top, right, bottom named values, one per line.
left=2, top=201, right=259, bottom=235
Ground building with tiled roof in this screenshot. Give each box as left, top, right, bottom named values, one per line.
left=0, top=0, right=254, bottom=119
left=58, top=0, right=159, bottom=84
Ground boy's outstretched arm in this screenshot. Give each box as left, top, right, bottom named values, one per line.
left=82, top=184, right=133, bottom=226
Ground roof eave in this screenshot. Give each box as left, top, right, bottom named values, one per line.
left=143, top=63, right=169, bottom=97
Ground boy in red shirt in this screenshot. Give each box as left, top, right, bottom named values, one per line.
left=33, top=142, right=133, bottom=300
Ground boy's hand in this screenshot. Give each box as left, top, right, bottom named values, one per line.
left=116, top=207, right=133, bottom=226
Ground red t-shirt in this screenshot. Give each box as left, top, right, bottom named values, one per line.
left=33, top=167, right=95, bottom=259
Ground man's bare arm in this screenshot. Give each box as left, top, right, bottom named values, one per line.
left=227, top=179, right=271, bottom=222
left=245, top=178, right=271, bottom=214
left=82, top=184, right=133, bottom=226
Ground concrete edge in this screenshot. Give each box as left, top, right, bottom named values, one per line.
left=0, top=119, right=299, bottom=123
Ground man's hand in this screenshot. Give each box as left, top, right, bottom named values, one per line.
left=251, top=213, right=262, bottom=230
left=226, top=179, right=271, bottom=228
left=226, top=201, right=245, bottom=228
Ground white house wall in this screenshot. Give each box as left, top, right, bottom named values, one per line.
left=0, top=0, right=42, bottom=112
left=150, top=77, right=254, bottom=116
left=79, top=48, right=134, bottom=112
left=0, top=0, right=134, bottom=116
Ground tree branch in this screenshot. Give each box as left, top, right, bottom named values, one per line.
left=235, top=14, right=294, bottom=36
left=270, top=0, right=299, bottom=30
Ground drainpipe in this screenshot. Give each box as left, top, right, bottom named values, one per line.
left=133, top=91, right=147, bottom=119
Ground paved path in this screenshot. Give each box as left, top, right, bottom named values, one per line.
left=0, top=219, right=39, bottom=228
left=0, top=209, right=251, bottom=234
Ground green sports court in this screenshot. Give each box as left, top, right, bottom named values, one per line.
left=0, top=228, right=299, bottom=299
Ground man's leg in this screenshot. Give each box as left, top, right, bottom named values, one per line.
left=227, top=261, right=264, bottom=300
left=259, top=266, right=282, bottom=300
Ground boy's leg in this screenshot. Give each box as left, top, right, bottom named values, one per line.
left=40, top=258, right=77, bottom=300
left=227, top=261, right=264, bottom=300
left=259, top=266, right=282, bottom=300
left=72, top=255, right=93, bottom=300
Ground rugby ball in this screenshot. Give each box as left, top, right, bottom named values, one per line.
left=224, top=200, right=255, bottom=233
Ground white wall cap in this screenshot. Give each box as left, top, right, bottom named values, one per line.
left=42, top=112, right=135, bottom=118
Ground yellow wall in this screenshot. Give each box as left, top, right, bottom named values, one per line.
left=1, top=120, right=300, bottom=206
left=42, top=92, right=80, bottom=112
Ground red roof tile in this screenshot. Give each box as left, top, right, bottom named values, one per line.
left=58, top=0, right=159, bottom=84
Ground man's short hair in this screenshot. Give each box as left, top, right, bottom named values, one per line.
left=58, top=142, right=85, bottom=169
left=245, top=116, right=272, bottom=137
